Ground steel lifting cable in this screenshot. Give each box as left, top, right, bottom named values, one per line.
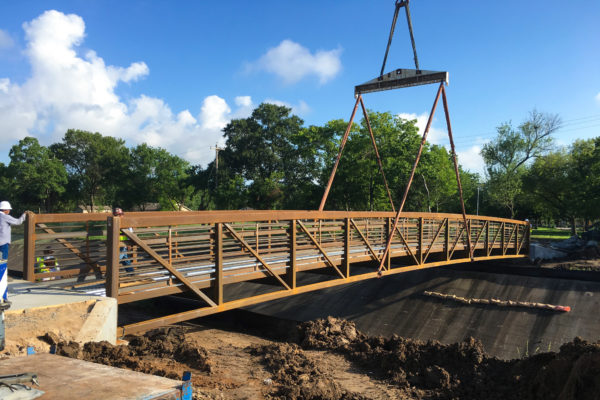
left=380, top=0, right=420, bottom=76
left=380, top=1, right=402, bottom=76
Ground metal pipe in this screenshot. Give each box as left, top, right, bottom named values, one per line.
left=319, top=95, right=361, bottom=211
left=377, top=82, right=444, bottom=273
left=359, top=96, right=396, bottom=212
left=403, top=0, right=420, bottom=70
left=441, top=85, right=473, bottom=260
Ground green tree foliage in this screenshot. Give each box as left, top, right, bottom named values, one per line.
left=221, top=103, right=314, bottom=209
left=119, top=144, right=193, bottom=211
left=481, top=110, right=561, bottom=218
left=3, top=137, right=67, bottom=212
left=51, top=129, right=129, bottom=210
left=323, top=111, right=465, bottom=213
left=4, top=104, right=568, bottom=221
left=524, top=138, right=600, bottom=233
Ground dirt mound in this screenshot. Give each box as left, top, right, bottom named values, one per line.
left=251, top=342, right=367, bottom=400
left=51, top=317, right=600, bottom=400
left=300, top=316, right=364, bottom=350
left=298, top=317, right=600, bottom=400
left=514, top=337, right=600, bottom=400
left=56, top=327, right=211, bottom=381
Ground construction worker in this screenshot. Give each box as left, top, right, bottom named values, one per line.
left=113, top=207, right=134, bottom=272
left=0, top=201, right=27, bottom=260
left=35, top=246, right=60, bottom=280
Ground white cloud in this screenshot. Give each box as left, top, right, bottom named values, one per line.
left=231, top=96, right=254, bottom=119
left=397, top=112, right=446, bottom=145
left=397, top=112, right=489, bottom=175
left=0, top=10, right=253, bottom=167
left=264, top=98, right=311, bottom=116
left=0, top=29, right=14, bottom=49
left=250, top=39, right=342, bottom=84
left=596, top=92, right=600, bottom=104
left=456, top=145, right=486, bottom=176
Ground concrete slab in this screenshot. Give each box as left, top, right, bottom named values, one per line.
left=7, top=279, right=109, bottom=311
left=529, top=243, right=568, bottom=261
left=0, top=353, right=182, bottom=400
left=4, top=279, right=117, bottom=352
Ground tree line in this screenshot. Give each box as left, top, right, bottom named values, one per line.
left=0, top=103, right=597, bottom=229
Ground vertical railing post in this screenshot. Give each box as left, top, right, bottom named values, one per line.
left=23, top=212, right=35, bottom=282
left=485, top=221, right=490, bottom=256
left=445, top=219, right=450, bottom=261
left=344, top=218, right=351, bottom=277
left=515, top=224, right=519, bottom=255
left=526, top=221, right=531, bottom=254
left=467, top=219, right=472, bottom=258
left=501, top=222, right=506, bottom=255
left=168, top=226, right=172, bottom=266
left=286, top=220, right=297, bottom=289
left=385, top=218, right=391, bottom=270
left=211, top=223, right=223, bottom=305
left=418, top=217, right=423, bottom=264
left=106, top=216, right=120, bottom=298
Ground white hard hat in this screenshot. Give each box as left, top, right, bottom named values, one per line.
left=0, top=201, right=12, bottom=210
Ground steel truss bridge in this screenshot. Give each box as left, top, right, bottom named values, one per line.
left=22, top=210, right=529, bottom=335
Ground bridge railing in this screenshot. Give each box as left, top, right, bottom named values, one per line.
left=21, top=210, right=528, bottom=333
left=22, top=211, right=529, bottom=297
left=101, top=211, right=528, bottom=303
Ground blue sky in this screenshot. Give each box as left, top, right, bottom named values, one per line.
left=0, top=1, right=599, bottom=174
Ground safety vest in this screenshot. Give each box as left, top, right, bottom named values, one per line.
left=35, top=257, right=49, bottom=273
left=36, top=256, right=59, bottom=273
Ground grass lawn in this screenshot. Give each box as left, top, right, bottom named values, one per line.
left=531, top=227, right=577, bottom=240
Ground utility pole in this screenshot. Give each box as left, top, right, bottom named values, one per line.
left=476, top=186, right=481, bottom=216
left=210, top=143, right=224, bottom=187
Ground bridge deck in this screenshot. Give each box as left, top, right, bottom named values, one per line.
left=23, top=210, right=529, bottom=334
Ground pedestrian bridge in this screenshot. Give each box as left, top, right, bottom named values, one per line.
left=21, top=210, right=529, bottom=335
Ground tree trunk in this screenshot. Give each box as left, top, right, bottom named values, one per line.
left=570, top=216, right=576, bottom=236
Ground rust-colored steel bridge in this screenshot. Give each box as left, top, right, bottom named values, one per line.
left=22, top=210, right=529, bottom=335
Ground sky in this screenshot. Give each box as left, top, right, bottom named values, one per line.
left=0, top=0, right=599, bottom=175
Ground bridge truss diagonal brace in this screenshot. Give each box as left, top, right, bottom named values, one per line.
left=502, top=224, right=517, bottom=256
left=488, top=222, right=503, bottom=256
left=377, top=82, right=472, bottom=274
left=350, top=218, right=382, bottom=263
left=393, top=224, right=420, bottom=266
left=422, top=218, right=447, bottom=264
left=37, top=222, right=104, bottom=279
left=223, top=223, right=291, bottom=291
left=448, top=224, right=466, bottom=260
left=120, top=229, right=218, bottom=307
left=471, top=220, right=488, bottom=256
left=296, top=220, right=346, bottom=279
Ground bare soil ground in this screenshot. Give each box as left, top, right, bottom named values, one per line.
left=49, top=317, right=600, bottom=400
